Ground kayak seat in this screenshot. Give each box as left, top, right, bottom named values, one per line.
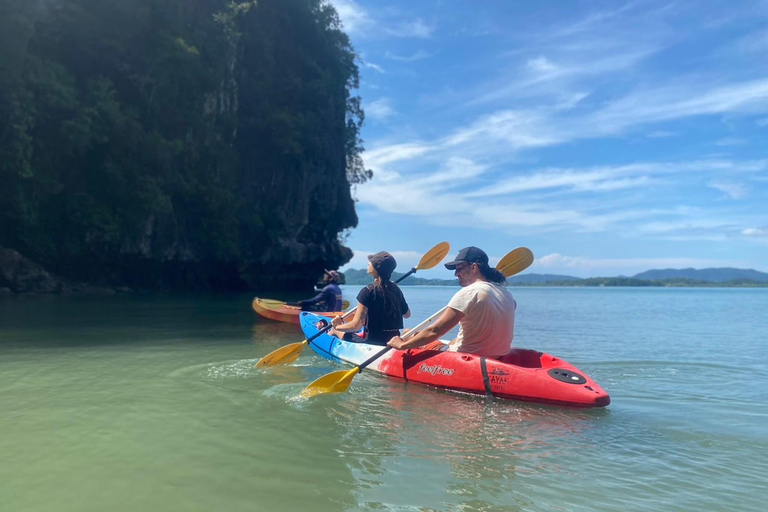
left=496, top=348, right=545, bottom=368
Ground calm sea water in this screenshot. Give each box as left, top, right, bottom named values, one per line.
left=1, top=286, right=766, bottom=512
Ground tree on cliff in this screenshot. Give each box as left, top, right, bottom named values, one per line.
left=0, top=0, right=368, bottom=290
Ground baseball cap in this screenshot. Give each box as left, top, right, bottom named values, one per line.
left=367, top=251, right=397, bottom=280
left=444, top=246, right=489, bottom=270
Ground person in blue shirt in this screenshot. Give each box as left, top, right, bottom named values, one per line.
left=296, top=270, right=343, bottom=312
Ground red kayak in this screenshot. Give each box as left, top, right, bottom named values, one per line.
left=300, top=312, right=610, bottom=408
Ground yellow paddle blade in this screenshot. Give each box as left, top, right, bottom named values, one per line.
left=300, top=368, right=360, bottom=398
left=254, top=340, right=308, bottom=368
left=415, top=241, right=451, bottom=271
left=341, top=300, right=350, bottom=310
left=497, top=247, right=534, bottom=277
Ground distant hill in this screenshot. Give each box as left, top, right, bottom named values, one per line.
left=341, top=268, right=459, bottom=286
left=633, top=268, right=768, bottom=283
left=508, top=273, right=581, bottom=284
left=341, top=267, right=768, bottom=288
left=342, top=270, right=578, bottom=286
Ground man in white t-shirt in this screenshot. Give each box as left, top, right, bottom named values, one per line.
left=387, top=246, right=516, bottom=358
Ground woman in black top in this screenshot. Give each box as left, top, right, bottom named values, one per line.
left=330, top=251, right=411, bottom=345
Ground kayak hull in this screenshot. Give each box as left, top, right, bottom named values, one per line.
left=252, top=298, right=342, bottom=325
left=300, top=312, right=610, bottom=408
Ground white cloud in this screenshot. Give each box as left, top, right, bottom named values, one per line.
left=355, top=157, right=485, bottom=219
left=467, top=160, right=766, bottom=199
left=345, top=2, right=768, bottom=265
left=535, top=253, right=731, bottom=276
left=330, top=2, right=433, bottom=40
left=366, top=98, right=396, bottom=120
left=589, top=79, right=768, bottom=133
left=472, top=49, right=655, bottom=106
left=362, top=61, right=385, bottom=73
left=631, top=214, right=745, bottom=242
left=384, top=50, right=433, bottom=62
left=353, top=152, right=768, bottom=239
left=466, top=165, right=656, bottom=197
left=733, top=28, right=768, bottom=53
left=544, top=2, right=640, bottom=40
left=444, top=109, right=558, bottom=151
left=707, top=181, right=748, bottom=199
left=741, top=227, right=768, bottom=237
left=420, top=157, right=487, bottom=185
left=364, top=143, right=434, bottom=174
left=331, top=0, right=371, bottom=34
left=715, top=137, right=748, bottom=146
left=444, top=78, right=768, bottom=161
left=526, top=56, right=559, bottom=74
left=384, top=19, right=435, bottom=39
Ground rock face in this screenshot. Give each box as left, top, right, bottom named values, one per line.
left=0, top=0, right=366, bottom=292
left=0, top=248, right=62, bottom=293
left=0, top=248, right=128, bottom=294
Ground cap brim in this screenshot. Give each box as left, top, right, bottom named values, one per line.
left=444, top=260, right=461, bottom=270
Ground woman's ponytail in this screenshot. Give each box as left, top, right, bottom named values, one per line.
left=372, top=278, right=403, bottom=317
left=478, top=264, right=507, bottom=285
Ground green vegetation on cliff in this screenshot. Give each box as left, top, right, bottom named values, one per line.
left=0, top=0, right=366, bottom=291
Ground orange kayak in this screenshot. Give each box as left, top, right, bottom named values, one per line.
left=251, top=297, right=348, bottom=325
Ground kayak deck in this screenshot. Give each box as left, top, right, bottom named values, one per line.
left=252, top=297, right=345, bottom=325
left=300, top=312, right=610, bottom=408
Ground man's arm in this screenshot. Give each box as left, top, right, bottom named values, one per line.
left=300, top=292, right=324, bottom=306
left=301, top=285, right=334, bottom=309
left=388, top=307, right=464, bottom=350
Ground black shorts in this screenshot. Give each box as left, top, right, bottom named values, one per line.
left=342, top=332, right=370, bottom=344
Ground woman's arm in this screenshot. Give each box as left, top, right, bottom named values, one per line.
left=331, top=305, right=367, bottom=332
left=388, top=307, right=463, bottom=350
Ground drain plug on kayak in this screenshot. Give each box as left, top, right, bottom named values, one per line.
left=548, top=368, right=587, bottom=384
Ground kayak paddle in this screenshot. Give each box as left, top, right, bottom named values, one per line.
left=300, top=246, right=534, bottom=398
left=496, top=247, right=533, bottom=279
left=254, top=242, right=451, bottom=368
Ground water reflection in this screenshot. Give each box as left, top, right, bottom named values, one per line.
left=247, top=304, right=611, bottom=510
left=250, top=320, right=301, bottom=349
left=4, top=290, right=766, bottom=511
left=300, top=373, right=607, bottom=511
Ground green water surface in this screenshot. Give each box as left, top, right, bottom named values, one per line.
left=1, top=289, right=766, bottom=511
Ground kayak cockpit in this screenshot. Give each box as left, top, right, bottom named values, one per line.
left=495, top=348, right=546, bottom=368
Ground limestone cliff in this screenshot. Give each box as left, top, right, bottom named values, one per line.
left=0, top=0, right=366, bottom=292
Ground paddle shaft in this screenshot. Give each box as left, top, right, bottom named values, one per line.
left=305, top=266, right=419, bottom=344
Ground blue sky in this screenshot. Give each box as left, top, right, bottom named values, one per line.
left=332, top=0, right=768, bottom=278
